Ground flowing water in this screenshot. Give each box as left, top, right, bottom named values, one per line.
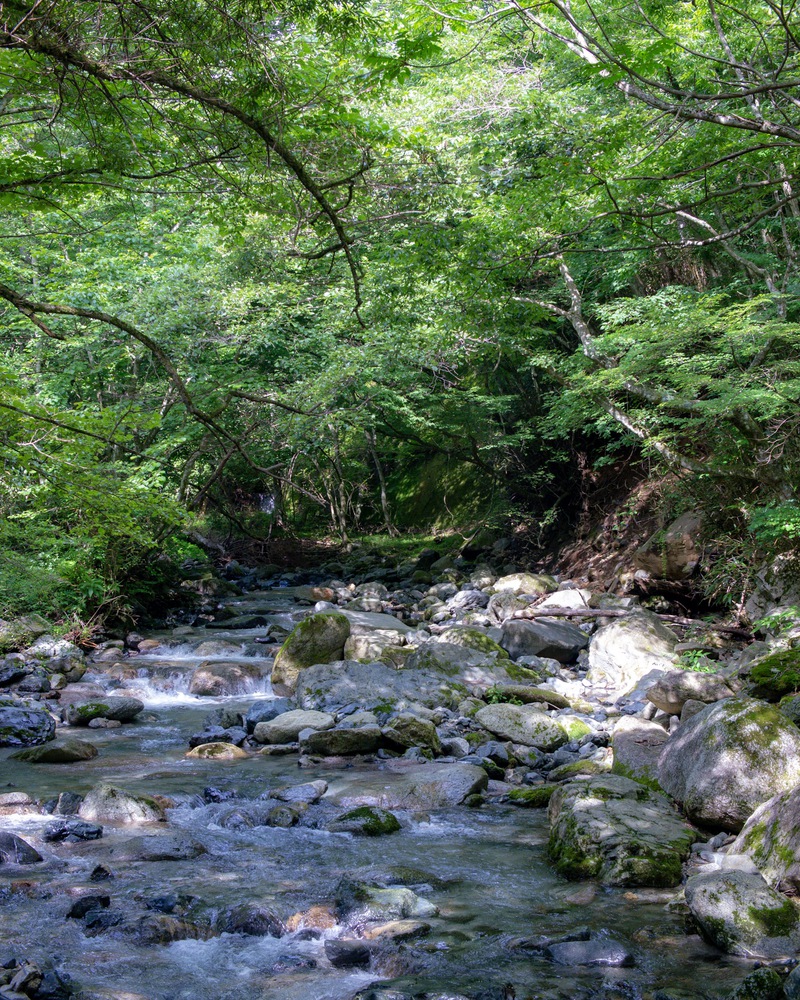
left=1, top=595, right=752, bottom=999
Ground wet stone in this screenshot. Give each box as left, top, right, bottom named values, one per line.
left=324, top=938, right=371, bottom=969
left=43, top=818, right=103, bottom=842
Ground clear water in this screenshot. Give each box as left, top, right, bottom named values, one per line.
left=0, top=603, right=750, bottom=999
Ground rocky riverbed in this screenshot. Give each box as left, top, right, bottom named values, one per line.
left=2, top=548, right=800, bottom=1000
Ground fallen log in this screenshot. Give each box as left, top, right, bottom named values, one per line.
left=509, top=607, right=753, bottom=640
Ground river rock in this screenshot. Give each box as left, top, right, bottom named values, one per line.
left=548, top=774, right=697, bottom=886
left=110, top=834, right=206, bottom=862
left=328, top=806, right=401, bottom=836
left=188, top=661, right=263, bottom=696
left=24, top=635, right=84, bottom=661
left=685, top=869, right=800, bottom=958
left=474, top=703, right=569, bottom=751
left=269, top=780, right=328, bottom=804
left=492, top=573, right=556, bottom=596
left=634, top=511, right=704, bottom=580
left=302, top=725, right=383, bottom=756
left=332, top=761, right=488, bottom=810
left=726, top=968, right=784, bottom=1000
left=244, top=698, right=293, bottom=733
left=336, top=878, right=438, bottom=926
left=0, top=703, right=56, bottom=746
left=324, top=938, right=370, bottom=968
left=186, top=742, right=249, bottom=759
left=253, top=709, right=334, bottom=743
left=0, top=660, right=27, bottom=686
left=545, top=937, right=634, bottom=967
left=344, top=632, right=404, bottom=661
left=657, top=696, right=800, bottom=831
left=0, top=614, right=50, bottom=653
left=732, top=784, right=800, bottom=890
left=65, top=697, right=143, bottom=726
left=585, top=610, right=679, bottom=701
left=214, top=902, right=285, bottom=937
left=434, top=626, right=507, bottom=658
left=271, top=613, right=350, bottom=695
left=646, top=669, right=734, bottom=715
left=43, top=817, right=103, bottom=841
left=78, top=784, right=166, bottom=824
left=382, top=714, right=441, bottom=753
left=0, top=791, right=38, bottom=815
left=10, top=738, right=98, bottom=763
left=611, top=716, right=668, bottom=789
left=500, top=619, right=589, bottom=663
left=747, top=648, right=800, bottom=701
left=0, top=831, right=42, bottom=863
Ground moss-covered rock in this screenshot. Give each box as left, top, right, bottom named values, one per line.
left=65, top=696, right=144, bottom=726
left=548, top=774, right=697, bottom=887
left=327, top=806, right=401, bottom=836
left=732, top=783, right=800, bottom=890
left=271, top=613, right=351, bottom=696
left=382, top=714, right=441, bottom=754
left=0, top=703, right=56, bottom=746
left=475, top=703, right=569, bottom=751
left=611, top=716, right=669, bottom=791
left=748, top=648, right=800, bottom=701
left=0, top=614, right=50, bottom=653
left=724, top=967, right=784, bottom=1000
left=548, top=759, right=609, bottom=781
left=491, top=573, right=557, bottom=596
left=685, top=869, right=800, bottom=958
left=11, top=737, right=97, bottom=762
left=78, top=784, right=166, bottom=824
left=658, top=696, right=800, bottom=832
left=436, top=627, right=508, bottom=659
left=506, top=785, right=556, bottom=807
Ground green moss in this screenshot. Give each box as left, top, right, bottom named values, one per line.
left=505, top=663, right=545, bottom=683
left=444, top=628, right=508, bottom=658
left=335, top=806, right=401, bottom=836
left=548, top=760, right=608, bottom=781
left=507, top=785, right=556, bottom=807
left=747, top=899, right=799, bottom=937
left=749, top=649, right=800, bottom=701
left=559, top=717, right=592, bottom=740
left=611, top=759, right=663, bottom=793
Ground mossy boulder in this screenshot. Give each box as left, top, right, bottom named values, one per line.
left=436, top=627, right=508, bottom=659
left=78, top=783, right=166, bottom=824
left=611, top=716, right=669, bottom=791
left=748, top=648, right=800, bottom=701
left=647, top=669, right=734, bottom=715
left=475, top=703, right=569, bottom=751
left=0, top=703, right=56, bottom=746
left=327, top=806, right=401, bottom=836
left=491, top=573, right=557, bottom=596
left=271, top=613, right=350, bottom=696
left=506, top=785, right=556, bottom=807
left=724, top=967, right=784, bottom=1000
left=0, top=615, right=50, bottom=653
left=548, top=773, right=697, bottom=886
left=65, top=696, right=144, bottom=726
left=548, top=759, right=609, bottom=781
left=685, top=869, right=800, bottom=958
left=658, top=696, right=800, bottom=831
left=188, top=660, right=264, bottom=697
left=11, top=738, right=97, bottom=763
left=382, top=714, right=441, bottom=754
left=732, top=783, right=800, bottom=890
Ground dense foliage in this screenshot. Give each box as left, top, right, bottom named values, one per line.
left=1, top=0, right=799, bottom=619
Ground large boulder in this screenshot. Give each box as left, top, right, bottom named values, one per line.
left=611, top=716, right=669, bottom=790
left=548, top=773, right=697, bottom=886
left=634, top=511, right=703, bottom=580
left=253, top=709, right=334, bottom=744
left=0, top=615, right=50, bottom=653
left=244, top=698, right=293, bottom=733
left=332, top=761, right=488, bottom=810
left=188, top=661, right=264, bottom=697
left=78, top=784, right=166, bottom=824
left=474, top=703, right=569, bottom=751
left=271, top=613, right=350, bottom=695
left=747, top=648, right=800, bottom=701
left=732, top=785, right=800, bottom=890
left=0, top=831, right=42, bottom=864
left=10, top=738, right=98, bottom=763
left=65, top=696, right=144, bottom=726
left=657, top=696, right=800, bottom=831
left=685, top=870, right=800, bottom=958
left=0, top=702, right=56, bottom=746
left=585, top=610, right=679, bottom=701
left=303, top=726, right=383, bottom=756
left=500, top=619, right=589, bottom=663
left=646, top=669, right=734, bottom=715
left=382, top=714, right=441, bottom=754
left=491, top=573, right=556, bottom=596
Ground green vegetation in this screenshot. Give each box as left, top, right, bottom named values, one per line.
left=2, top=0, right=800, bottom=622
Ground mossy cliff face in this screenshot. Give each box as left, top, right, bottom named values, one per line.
left=547, top=773, right=697, bottom=887
left=271, top=613, right=351, bottom=696
left=657, top=696, right=800, bottom=832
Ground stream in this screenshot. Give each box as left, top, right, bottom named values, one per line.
left=1, top=590, right=754, bottom=1000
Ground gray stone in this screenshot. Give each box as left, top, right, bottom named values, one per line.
left=658, top=696, right=800, bottom=831
left=500, top=619, right=589, bottom=663
left=110, top=834, right=206, bottom=861
left=0, top=831, right=42, bottom=863
left=586, top=610, right=679, bottom=701
left=382, top=714, right=441, bottom=753
left=725, top=968, right=784, bottom=1000
left=548, top=774, right=696, bottom=886
left=65, top=697, right=143, bottom=726
left=303, top=726, right=383, bottom=756
left=188, top=661, right=264, bottom=696
left=327, top=806, right=401, bottom=836
left=269, top=780, right=328, bottom=804
left=271, top=613, right=351, bottom=695
left=253, top=709, right=335, bottom=744
left=685, top=869, right=800, bottom=958
left=78, top=784, right=166, bottom=824
left=336, top=878, right=438, bottom=926
left=324, top=939, right=370, bottom=968
left=732, top=783, right=800, bottom=891
left=10, top=738, right=98, bottom=763
left=475, top=703, right=569, bottom=751
left=545, top=937, right=634, bottom=967
left=332, top=761, right=488, bottom=810
left=646, top=669, right=733, bottom=715
left=492, top=573, right=556, bottom=596
left=0, top=703, right=56, bottom=746
left=611, top=716, right=668, bottom=789
left=244, top=698, right=293, bottom=733
left=0, top=614, right=50, bottom=653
